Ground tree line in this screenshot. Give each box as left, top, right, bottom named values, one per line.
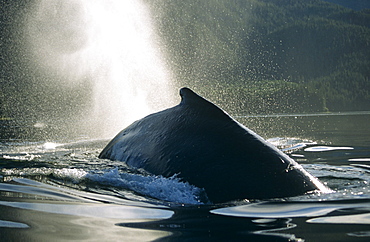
left=152, top=0, right=370, bottom=113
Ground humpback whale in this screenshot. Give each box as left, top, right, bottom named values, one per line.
left=99, top=87, right=329, bottom=203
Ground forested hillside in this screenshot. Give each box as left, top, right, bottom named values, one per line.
left=152, top=0, right=370, bottom=114
left=1, top=0, right=369, bottom=119
left=323, top=0, right=370, bottom=10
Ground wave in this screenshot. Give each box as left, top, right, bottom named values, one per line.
left=2, top=138, right=370, bottom=205
left=2, top=165, right=206, bottom=205
left=85, top=168, right=207, bottom=205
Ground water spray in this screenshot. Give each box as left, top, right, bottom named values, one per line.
left=25, top=0, right=174, bottom=138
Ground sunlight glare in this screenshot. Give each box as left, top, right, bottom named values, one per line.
left=26, top=0, right=174, bottom=138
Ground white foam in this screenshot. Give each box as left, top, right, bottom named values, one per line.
left=53, top=168, right=88, bottom=182
left=3, top=167, right=87, bottom=183
left=86, top=168, right=206, bottom=205
left=2, top=166, right=204, bottom=204
left=2, top=153, right=41, bottom=161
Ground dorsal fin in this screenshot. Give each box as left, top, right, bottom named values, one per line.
left=179, top=87, right=214, bottom=106
left=180, top=87, right=202, bottom=104
left=179, top=87, right=230, bottom=119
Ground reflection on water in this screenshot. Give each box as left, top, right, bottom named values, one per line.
left=0, top=200, right=173, bottom=220
left=238, top=112, right=370, bottom=146
left=1, top=113, right=370, bottom=241
left=211, top=201, right=370, bottom=219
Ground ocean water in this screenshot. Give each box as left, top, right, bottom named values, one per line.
left=1, top=113, right=370, bottom=241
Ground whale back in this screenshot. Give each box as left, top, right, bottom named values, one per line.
left=99, top=87, right=328, bottom=203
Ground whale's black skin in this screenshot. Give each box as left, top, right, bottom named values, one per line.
left=99, top=87, right=329, bottom=203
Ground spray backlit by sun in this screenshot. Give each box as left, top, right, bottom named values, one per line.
left=26, top=0, right=174, bottom=137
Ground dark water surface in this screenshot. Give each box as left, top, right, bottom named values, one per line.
left=1, top=113, right=370, bottom=241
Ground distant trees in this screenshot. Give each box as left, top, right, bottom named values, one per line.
left=153, top=0, right=370, bottom=113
